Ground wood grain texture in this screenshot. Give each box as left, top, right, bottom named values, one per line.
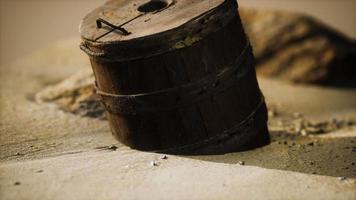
left=81, top=0, right=269, bottom=153
left=80, top=0, right=225, bottom=42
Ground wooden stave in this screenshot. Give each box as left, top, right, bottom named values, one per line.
left=82, top=1, right=269, bottom=153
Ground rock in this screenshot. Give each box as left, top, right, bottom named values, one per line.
left=240, top=8, right=356, bottom=86
left=108, top=145, right=118, bottom=151
left=35, top=69, right=106, bottom=119
left=150, top=160, right=158, bottom=167
left=307, top=142, right=315, bottom=146
left=301, top=130, right=308, bottom=136
left=269, top=110, right=356, bottom=136
left=237, top=161, right=245, bottom=166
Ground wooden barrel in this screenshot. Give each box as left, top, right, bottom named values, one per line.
left=80, top=0, right=270, bottom=154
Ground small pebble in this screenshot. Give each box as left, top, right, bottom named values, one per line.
left=301, top=130, right=308, bottom=136
left=307, top=142, right=314, bottom=146
left=14, top=182, right=21, bottom=186
left=160, top=155, right=168, bottom=160
left=295, top=127, right=302, bottom=134
left=338, top=177, right=347, bottom=181
left=346, top=120, right=354, bottom=126
left=36, top=170, right=44, bottom=173
left=150, top=160, right=158, bottom=167
left=108, top=145, right=118, bottom=151
left=237, top=161, right=245, bottom=166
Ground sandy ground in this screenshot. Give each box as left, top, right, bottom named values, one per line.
left=0, top=38, right=356, bottom=200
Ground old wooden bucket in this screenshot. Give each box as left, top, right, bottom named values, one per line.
left=80, top=0, right=270, bottom=154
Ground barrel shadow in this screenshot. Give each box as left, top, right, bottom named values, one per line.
left=186, top=131, right=356, bottom=178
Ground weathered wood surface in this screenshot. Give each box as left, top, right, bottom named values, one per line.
left=80, top=0, right=226, bottom=42
left=80, top=0, right=269, bottom=153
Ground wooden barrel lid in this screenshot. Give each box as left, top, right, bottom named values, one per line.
left=80, top=0, right=232, bottom=42
left=80, top=0, right=238, bottom=61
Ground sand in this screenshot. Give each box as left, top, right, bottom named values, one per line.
left=0, top=38, right=355, bottom=200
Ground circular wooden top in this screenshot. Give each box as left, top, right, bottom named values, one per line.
left=80, top=0, right=227, bottom=43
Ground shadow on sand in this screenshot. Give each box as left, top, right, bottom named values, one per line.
left=186, top=131, right=356, bottom=178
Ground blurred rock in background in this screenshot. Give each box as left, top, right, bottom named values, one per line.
left=241, top=8, right=356, bottom=86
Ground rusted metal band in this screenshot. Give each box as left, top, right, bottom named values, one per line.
left=80, top=0, right=238, bottom=62
left=96, top=41, right=255, bottom=115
